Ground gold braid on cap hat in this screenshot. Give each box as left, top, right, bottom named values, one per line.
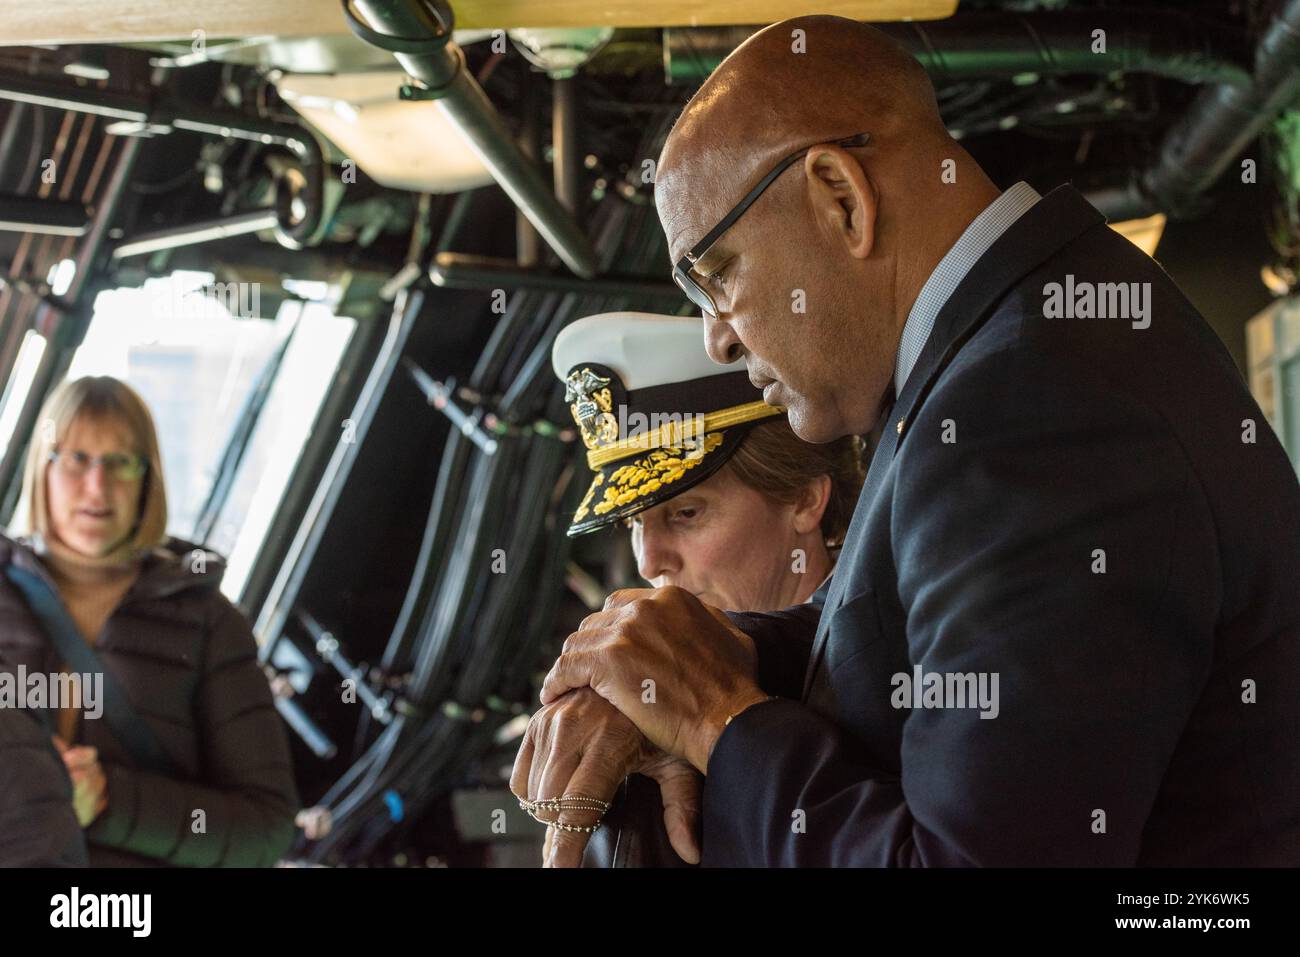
left=573, top=400, right=783, bottom=522
left=586, top=400, right=782, bottom=469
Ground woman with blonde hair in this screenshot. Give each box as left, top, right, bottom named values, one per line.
left=0, top=375, right=298, bottom=866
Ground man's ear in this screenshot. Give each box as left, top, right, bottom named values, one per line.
left=803, top=145, right=876, bottom=259
left=792, top=474, right=833, bottom=536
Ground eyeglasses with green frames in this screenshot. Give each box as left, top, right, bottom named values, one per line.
left=49, top=449, right=149, bottom=482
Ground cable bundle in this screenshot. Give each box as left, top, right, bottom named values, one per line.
left=297, top=107, right=683, bottom=865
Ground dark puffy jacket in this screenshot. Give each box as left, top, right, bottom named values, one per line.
left=0, top=532, right=299, bottom=866
left=0, top=707, right=88, bottom=866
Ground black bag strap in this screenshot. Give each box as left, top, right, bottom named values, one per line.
left=5, top=564, right=176, bottom=775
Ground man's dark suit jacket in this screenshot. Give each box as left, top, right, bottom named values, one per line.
left=706, top=184, right=1300, bottom=866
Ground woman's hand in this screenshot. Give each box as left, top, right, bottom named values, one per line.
left=511, top=688, right=702, bottom=867
left=53, top=736, right=108, bottom=827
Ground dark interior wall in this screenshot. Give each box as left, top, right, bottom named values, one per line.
left=294, top=291, right=457, bottom=661
left=962, top=87, right=1277, bottom=378
left=970, top=145, right=1273, bottom=376
left=297, top=187, right=519, bottom=667
left=1152, top=176, right=1275, bottom=373
left=280, top=188, right=520, bottom=800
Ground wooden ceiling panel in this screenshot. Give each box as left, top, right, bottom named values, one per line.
left=0, top=1, right=957, bottom=46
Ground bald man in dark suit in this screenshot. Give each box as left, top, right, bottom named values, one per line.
left=518, top=15, right=1300, bottom=867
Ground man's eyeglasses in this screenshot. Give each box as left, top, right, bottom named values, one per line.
left=672, top=132, right=871, bottom=318
left=49, top=449, right=149, bottom=482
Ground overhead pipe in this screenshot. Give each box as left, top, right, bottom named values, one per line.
left=1084, top=0, right=1300, bottom=219
left=0, top=76, right=149, bottom=122
left=0, top=193, right=88, bottom=237
left=429, top=252, right=681, bottom=302
left=1136, top=0, right=1300, bottom=218
left=664, top=10, right=1252, bottom=88
left=516, top=81, right=542, bottom=267
left=552, top=75, right=579, bottom=212
left=0, top=73, right=325, bottom=248
left=342, top=0, right=599, bottom=278
left=665, top=7, right=1300, bottom=221
left=112, top=209, right=280, bottom=259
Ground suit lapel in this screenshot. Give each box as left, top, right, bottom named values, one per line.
left=801, top=185, right=1106, bottom=699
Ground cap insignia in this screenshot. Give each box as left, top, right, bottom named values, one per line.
left=565, top=367, right=618, bottom=450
